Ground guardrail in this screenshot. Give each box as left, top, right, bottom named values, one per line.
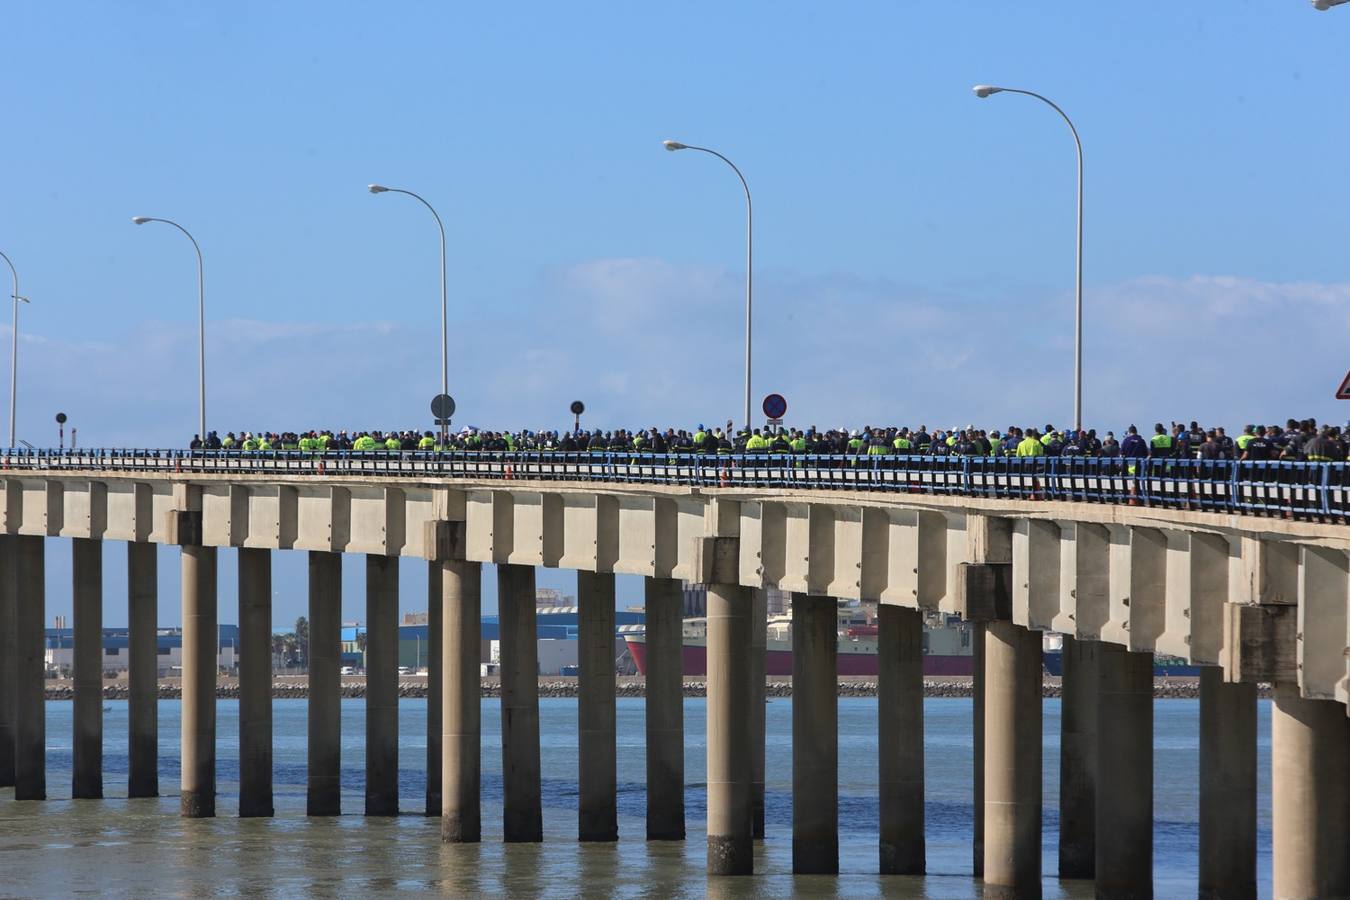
left=2, top=449, right=1346, bottom=523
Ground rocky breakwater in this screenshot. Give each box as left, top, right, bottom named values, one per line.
left=45, top=677, right=1263, bottom=701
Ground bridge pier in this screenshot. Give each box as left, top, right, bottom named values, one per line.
left=706, top=581, right=752, bottom=875
left=792, top=593, right=838, bottom=874
left=644, top=576, right=684, bottom=841
left=578, top=570, right=617, bottom=842
left=1095, top=644, right=1153, bottom=899
left=878, top=604, right=924, bottom=875
left=127, top=542, right=158, bottom=798
left=0, top=536, right=15, bottom=788
left=1272, top=684, right=1350, bottom=899
left=238, top=547, right=273, bottom=818
left=972, top=621, right=985, bottom=878
left=72, top=538, right=103, bottom=800
left=365, top=554, right=399, bottom=816
left=441, top=558, right=481, bottom=842
left=307, top=550, right=342, bottom=817
left=15, top=535, right=44, bottom=801
left=983, top=620, right=1042, bottom=899
left=499, top=563, right=542, bottom=842
left=1198, top=667, right=1255, bottom=900
left=1058, top=634, right=1097, bottom=880
left=426, top=560, right=442, bottom=817
left=179, top=544, right=217, bottom=818
left=749, top=587, right=766, bottom=841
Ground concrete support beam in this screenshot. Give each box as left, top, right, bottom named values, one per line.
left=499, top=563, right=542, bottom=842
left=0, top=536, right=15, bottom=788
left=706, top=581, right=752, bottom=876
left=644, top=576, right=685, bottom=841
left=1057, top=635, right=1097, bottom=880
left=72, top=538, right=103, bottom=799
left=238, top=547, right=273, bottom=817
left=983, top=620, right=1042, bottom=898
left=1095, top=643, right=1153, bottom=898
left=878, top=604, right=924, bottom=875
left=1198, top=667, right=1255, bottom=900
left=14, top=535, right=44, bottom=800
left=577, top=570, right=617, bottom=842
left=127, top=542, right=158, bottom=798
left=972, top=622, right=986, bottom=878
left=1271, top=684, right=1350, bottom=900
left=749, top=586, right=767, bottom=840
left=365, top=554, right=399, bottom=816
left=180, top=544, right=217, bottom=818
left=426, top=560, right=442, bottom=817
left=307, top=550, right=342, bottom=816
left=441, top=558, right=481, bottom=842
left=793, top=593, right=838, bottom=874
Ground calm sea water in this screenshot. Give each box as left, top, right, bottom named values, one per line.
left=0, top=698, right=1273, bottom=898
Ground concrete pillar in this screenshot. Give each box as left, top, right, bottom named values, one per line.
left=1094, top=643, right=1153, bottom=899
left=749, top=587, right=767, bottom=840
left=426, top=560, right=442, bottom=817
left=14, top=535, right=44, bottom=800
left=792, top=593, right=838, bottom=874
left=499, top=563, right=542, bottom=842
left=127, top=542, right=158, bottom=798
left=0, top=536, right=16, bottom=788
left=441, top=558, right=481, bottom=842
left=1271, top=684, right=1350, bottom=900
left=706, top=581, right=752, bottom=876
left=578, top=570, right=617, bottom=841
left=72, top=538, right=103, bottom=799
left=307, top=550, right=342, bottom=817
left=1057, top=634, right=1097, bottom=880
left=1198, top=667, right=1255, bottom=900
left=972, top=621, right=985, bottom=877
left=237, top=547, right=273, bottom=818
left=878, top=604, right=924, bottom=875
left=983, top=620, right=1042, bottom=898
left=365, top=554, right=399, bottom=816
left=643, top=576, right=684, bottom=841
left=180, top=544, right=217, bottom=818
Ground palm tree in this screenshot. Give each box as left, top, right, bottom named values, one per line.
left=294, top=616, right=309, bottom=668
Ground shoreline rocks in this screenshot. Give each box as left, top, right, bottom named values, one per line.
left=45, top=677, right=1257, bottom=701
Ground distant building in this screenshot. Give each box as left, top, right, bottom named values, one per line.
left=340, top=608, right=646, bottom=673
left=681, top=582, right=707, bottom=618
left=44, top=627, right=240, bottom=676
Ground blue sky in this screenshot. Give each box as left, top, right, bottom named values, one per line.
left=6, top=2, right=1348, bottom=627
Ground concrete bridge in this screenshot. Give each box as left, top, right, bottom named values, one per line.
left=0, top=451, right=1347, bottom=898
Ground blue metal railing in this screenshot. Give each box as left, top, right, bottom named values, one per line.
left=2, top=448, right=1346, bottom=523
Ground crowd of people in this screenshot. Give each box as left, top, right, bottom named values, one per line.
left=187, top=417, right=1350, bottom=462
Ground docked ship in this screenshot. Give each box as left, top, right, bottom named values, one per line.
left=622, top=600, right=976, bottom=677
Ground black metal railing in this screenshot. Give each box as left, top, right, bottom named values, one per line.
left=2, top=448, right=1346, bottom=523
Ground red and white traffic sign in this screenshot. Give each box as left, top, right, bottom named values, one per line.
left=1338, top=370, right=1350, bottom=400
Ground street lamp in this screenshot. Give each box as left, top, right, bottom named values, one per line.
left=0, top=250, right=29, bottom=448
left=663, top=140, right=754, bottom=429
left=1313, top=0, right=1349, bottom=9
left=973, top=85, right=1085, bottom=433
left=367, top=184, right=449, bottom=444
left=132, top=216, right=207, bottom=441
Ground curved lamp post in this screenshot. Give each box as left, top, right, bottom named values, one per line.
left=973, top=85, right=1085, bottom=432
left=0, top=250, right=29, bottom=447
left=132, top=216, right=206, bottom=441
left=368, top=184, right=448, bottom=443
left=663, top=140, right=754, bottom=429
